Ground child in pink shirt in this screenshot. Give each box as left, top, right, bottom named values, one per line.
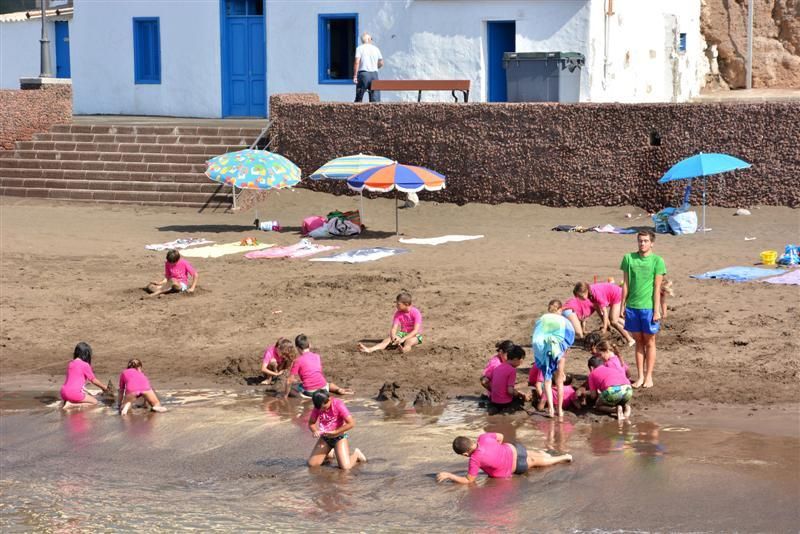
left=118, top=358, right=167, bottom=415
left=307, top=391, right=367, bottom=470
left=147, top=249, right=199, bottom=297
left=260, top=338, right=296, bottom=385
left=480, top=340, right=514, bottom=393
left=285, top=334, right=352, bottom=398
left=60, top=342, right=110, bottom=408
left=358, top=291, right=423, bottom=354
left=561, top=282, right=595, bottom=339
left=436, top=432, right=572, bottom=484
left=488, top=345, right=530, bottom=414
left=587, top=281, right=635, bottom=346
left=587, top=349, right=633, bottom=420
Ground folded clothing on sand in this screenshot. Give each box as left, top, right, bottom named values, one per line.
left=552, top=225, right=635, bottom=234
left=145, top=238, right=214, bottom=251
left=399, top=235, right=484, bottom=245
left=309, top=247, right=409, bottom=263
left=245, top=239, right=339, bottom=259
left=691, top=266, right=781, bottom=282
left=180, top=241, right=273, bottom=258
left=762, top=269, right=800, bottom=285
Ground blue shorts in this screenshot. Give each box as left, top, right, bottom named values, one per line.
left=624, top=307, right=660, bottom=335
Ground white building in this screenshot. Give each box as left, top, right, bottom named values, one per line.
left=52, top=0, right=706, bottom=117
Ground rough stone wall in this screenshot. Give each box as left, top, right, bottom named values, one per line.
left=269, top=94, right=800, bottom=211
left=0, top=85, right=72, bottom=150
left=701, top=0, right=800, bottom=88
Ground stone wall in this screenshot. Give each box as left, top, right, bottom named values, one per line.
left=269, top=94, right=800, bottom=211
left=0, top=85, right=72, bottom=150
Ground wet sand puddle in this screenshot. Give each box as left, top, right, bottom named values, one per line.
left=1, top=391, right=798, bottom=532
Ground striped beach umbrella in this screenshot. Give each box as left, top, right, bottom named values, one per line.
left=347, top=163, right=446, bottom=234
left=206, top=149, right=301, bottom=210
left=310, top=154, right=393, bottom=180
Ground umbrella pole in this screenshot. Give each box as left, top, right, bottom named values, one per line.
left=360, top=191, right=365, bottom=225
left=702, top=177, right=707, bottom=234
left=395, top=190, right=399, bottom=235
left=232, top=185, right=237, bottom=210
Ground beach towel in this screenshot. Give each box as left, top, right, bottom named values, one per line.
left=690, top=266, right=780, bottom=282
left=552, top=225, right=589, bottom=233
left=592, top=224, right=636, bottom=235
left=245, top=239, right=339, bottom=259
left=531, top=313, right=575, bottom=381
left=762, top=269, right=800, bottom=285
left=181, top=241, right=273, bottom=258
left=145, top=237, right=214, bottom=251
left=399, top=235, right=484, bottom=246
left=309, top=247, right=409, bottom=264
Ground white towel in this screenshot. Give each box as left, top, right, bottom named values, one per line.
left=399, top=235, right=483, bottom=246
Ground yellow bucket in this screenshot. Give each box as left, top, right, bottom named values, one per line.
left=760, top=250, right=778, bottom=265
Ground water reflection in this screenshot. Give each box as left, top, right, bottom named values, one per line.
left=588, top=420, right=665, bottom=460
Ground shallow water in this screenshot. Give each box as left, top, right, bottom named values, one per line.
left=1, top=390, right=798, bottom=532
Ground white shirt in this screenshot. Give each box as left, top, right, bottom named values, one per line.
left=355, top=43, right=383, bottom=72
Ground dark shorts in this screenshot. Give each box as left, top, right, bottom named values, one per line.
left=514, top=443, right=529, bottom=475
left=624, top=307, right=660, bottom=335
left=322, top=433, right=348, bottom=449
left=487, top=397, right=524, bottom=415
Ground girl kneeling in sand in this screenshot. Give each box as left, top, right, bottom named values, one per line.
left=118, top=359, right=167, bottom=414
left=60, top=342, right=111, bottom=409
left=307, top=391, right=366, bottom=470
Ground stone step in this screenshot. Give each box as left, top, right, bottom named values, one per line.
left=0, top=157, right=206, bottom=174
left=12, top=150, right=211, bottom=164
left=0, top=176, right=226, bottom=193
left=49, top=124, right=264, bottom=137
left=0, top=168, right=214, bottom=184
left=32, top=132, right=255, bottom=146
left=0, top=185, right=232, bottom=206
left=15, top=141, right=242, bottom=155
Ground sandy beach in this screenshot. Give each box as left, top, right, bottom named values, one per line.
left=1, top=191, right=798, bottom=409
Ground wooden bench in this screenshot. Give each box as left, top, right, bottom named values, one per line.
left=369, top=80, right=470, bottom=102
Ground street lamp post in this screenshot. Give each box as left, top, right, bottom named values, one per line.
left=39, top=0, right=54, bottom=77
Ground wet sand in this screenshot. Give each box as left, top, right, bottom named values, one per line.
left=1, top=391, right=798, bottom=531
left=1, top=192, right=798, bottom=411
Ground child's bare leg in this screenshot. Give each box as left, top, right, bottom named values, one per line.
left=328, top=382, right=353, bottom=395
left=142, top=390, right=167, bottom=412
left=146, top=282, right=162, bottom=294
left=308, top=438, right=333, bottom=467
left=631, top=333, right=646, bottom=388
left=641, top=333, right=657, bottom=388
left=543, top=379, right=554, bottom=418
left=260, top=362, right=279, bottom=385
left=358, top=337, right=393, bottom=353
left=610, top=303, right=635, bottom=345
left=565, top=313, right=584, bottom=338
left=526, top=448, right=573, bottom=468
left=555, top=359, right=566, bottom=418
left=399, top=335, right=420, bottom=353
left=534, top=381, right=545, bottom=411
left=333, top=438, right=364, bottom=470
left=119, top=393, right=136, bottom=415
left=623, top=403, right=632, bottom=419
left=147, top=284, right=171, bottom=297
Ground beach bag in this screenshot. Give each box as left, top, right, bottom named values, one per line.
left=302, top=216, right=325, bottom=236
left=652, top=207, right=677, bottom=234
left=668, top=210, right=697, bottom=235
left=327, top=210, right=362, bottom=227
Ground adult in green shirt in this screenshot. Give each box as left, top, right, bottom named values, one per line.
left=620, top=229, right=666, bottom=389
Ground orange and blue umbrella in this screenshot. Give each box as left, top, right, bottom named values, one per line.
left=346, top=163, right=445, bottom=193
left=205, top=149, right=301, bottom=191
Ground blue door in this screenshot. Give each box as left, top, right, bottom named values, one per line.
left=55, top=21, right=70, bottom=78
left=487, top=21, right=515, bottom=102
left=221, top=0, right=266, bottom=117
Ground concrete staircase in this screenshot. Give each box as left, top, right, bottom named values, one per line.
left=0, top=123, right=265, bottom=209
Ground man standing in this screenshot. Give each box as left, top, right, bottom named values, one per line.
left=353, top=32, right=383, bottom=102
left=620, top=229, right=666, bottom=389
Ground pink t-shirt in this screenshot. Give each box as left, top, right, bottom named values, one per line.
left=490, top=362, right=517, bottom=404
left=563, top=297, right=594, bottom=320
left=482, top=354, right=502, bottom=379
left=60, top=359, right=95, bottom=401
left=528, top=364, right=544, bottom=385
left=588, top=364, right=631, bottom=392
left=262, top=345, right=285, bottom=368
left=164, top=258, right=197, bottom=284
left=468, top=433, right=515, bottom=479
left=289, top=351, right=327, bottom=391
left=118, top=368, right=152, bottom=395
left=393, top=306, right=423, bottom=333
left=309, top=397, right=351, bottom=434
left=605, top=354, right=629, bottom=374
left=590, top=282, right=622, bottom=309
left=554, top=384, right=577, bottom=408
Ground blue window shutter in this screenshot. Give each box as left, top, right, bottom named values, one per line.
left=134, top=18, right=161, bottom=84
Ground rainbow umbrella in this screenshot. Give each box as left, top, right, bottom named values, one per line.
left=347, top=163, right=445, bottom=234
left=310, top=154, right=393, bottom=222
left=205, top=149, right=301, bottom=210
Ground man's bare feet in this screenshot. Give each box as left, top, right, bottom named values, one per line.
left=632, top=378, right=644, bottom=389
left=354, top=448, right=367, bottom=463
left=642, top=379, right=654, bottom=388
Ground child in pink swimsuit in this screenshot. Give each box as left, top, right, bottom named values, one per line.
left=436, top=432, right=572, bottom=484
left=60, top=342, right=110, bottom=409
left=480, top=340, right=514, bottom=394
left=260, top=338, right=296, bottom=385
left=358, top=291, right=423, bottom=354
left=586, top=281, right=635, bottom=346
left=118, top=359, right=167, bottom=415
left=284, top=334, right=352, bottom=398
left=147, top=249, right=199, bottom=297
left=307, top=391, right=367, bottom=470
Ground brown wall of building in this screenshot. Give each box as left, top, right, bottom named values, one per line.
left=0, top=85, right=72, bottom=150
left=269, top=93, right=799, bottom=211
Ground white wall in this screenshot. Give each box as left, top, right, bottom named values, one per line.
left=266, top=0, right=593, bottom=103
left=587, top=0, right=705, bottom=102
left=0, top=19, right=60, bottom=89
left=71, top=0, right=222, bottom=117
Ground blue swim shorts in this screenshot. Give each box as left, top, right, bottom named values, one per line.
left=624, top=307, right=660, bottom=335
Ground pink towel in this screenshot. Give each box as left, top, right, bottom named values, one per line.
left=245, top=240, right=339, bottom=259
left=762, top=269, right=800, bottom=285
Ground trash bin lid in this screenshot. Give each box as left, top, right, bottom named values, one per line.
left=503, top=51, right=585, bottom=61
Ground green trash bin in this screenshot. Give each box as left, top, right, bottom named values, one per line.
left=503, top=52, right=584, bottom=103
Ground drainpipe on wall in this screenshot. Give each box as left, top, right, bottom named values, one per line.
left=602, top=0, right=614, bottom=91
left=39, top=0, right=54, bottom=78
left=745, top=0, right=753, bottom=89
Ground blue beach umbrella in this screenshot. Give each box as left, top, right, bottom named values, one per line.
left=658, top=152, right=751, bottom=232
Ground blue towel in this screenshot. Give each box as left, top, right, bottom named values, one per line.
left=691, top=266, right=779, bottom=282
left=532, top=313, right=575, bottom=381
